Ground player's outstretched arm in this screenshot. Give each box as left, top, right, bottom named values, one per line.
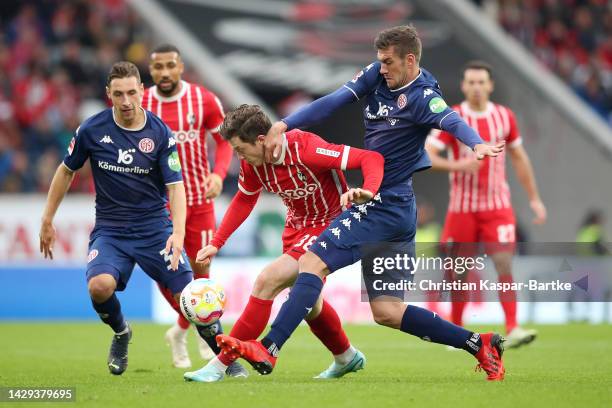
left=166, top=182, right=187, bottom=270
left=40, top=164, right=76, bottom=259
left=508, top=144, right=547, bottom=224
left=264, top=87, right=356, bottom=162
left=424, top=142, right=481, bottom=173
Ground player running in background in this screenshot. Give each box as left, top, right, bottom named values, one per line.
left=38, top=62, right=246, bottom=378
left=218, top=25, right=508, bottom=381
left=183, top=104, right=384, bottom=382
left=425, top=60, right=547, bottom=348
left=144, top=44, right=233, bottom=367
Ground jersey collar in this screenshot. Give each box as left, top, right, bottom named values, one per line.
left=460, top=101, right=494, bottom=118
left=272, top=133, right=288, bottom=165
left=112, top=107, right=147, bottom=131
left=153, top=80, right=188, bottom=102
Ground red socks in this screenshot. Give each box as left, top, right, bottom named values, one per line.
left=157, top=283, right=191, bottom=329
left=218, top=295, right=274, bottom=366
left=306, top=300, right=350, bottom=355
left=498, top=275, right=517, bottom=334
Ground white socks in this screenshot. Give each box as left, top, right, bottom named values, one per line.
left=334, top=345, right=357, bottom=365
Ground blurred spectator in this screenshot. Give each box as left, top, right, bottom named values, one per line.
left=491, top=0, right=612, bottom=126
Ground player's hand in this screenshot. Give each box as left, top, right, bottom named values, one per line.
left=205, top=173, right=223, bottom=199
left=39, top=220, right=56, bottom=260
left=340, top=188, right=373, bottom=207
left=196, top=245, right=218, bottom=267
left=264, top=121, right=287, bottom=163
left=530, top=199, right=547, bottom=225
left=473, top=141, right=505, bottom=160
left=452, top=157, right=481, bottom=174
left=165, top=232, right=185, bottom=271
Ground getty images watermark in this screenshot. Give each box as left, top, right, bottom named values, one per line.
left=360, top=242, right=611, bottom=302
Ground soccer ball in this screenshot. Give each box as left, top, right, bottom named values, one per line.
left=179, top=278, right=226, bottom=326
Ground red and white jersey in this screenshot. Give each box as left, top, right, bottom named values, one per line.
left=428, top=101, right=523, bottom=213
left=143, top=80, right=226, bottom=207
left=239, top=130, right=349, bottom=228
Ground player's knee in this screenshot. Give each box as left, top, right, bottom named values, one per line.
left=252, top=267, right=289, bottom=299
left=88, top=275, right=116, bottom=302
left=371, top=302, right=403, bottom=329
left=298, top=252, right=327, bottom=278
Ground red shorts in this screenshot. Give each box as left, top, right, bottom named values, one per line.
left=282, top=225, right=329, bottom=260
left=184, top=203, right=216, bottom=259
left=440, top=208, right=516, bottom=254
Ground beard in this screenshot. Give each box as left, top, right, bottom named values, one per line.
left=157, top=79, right=179, bottom=96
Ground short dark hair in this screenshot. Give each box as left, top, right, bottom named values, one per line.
left=374, top=25, right=422, bottom=62
left=219, top=104, right=271, bottom=144
left=106, top=61, right=141, bottom=86
left=152, top=44, right=181, bottom=56
left=462, top=60, right=494, bottom=81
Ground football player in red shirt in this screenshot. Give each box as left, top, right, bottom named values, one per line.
left=145, top=45, right=233, bottom=367
left=183, top=104, right=384, bottom=382
left=426, top=61, right=547, bottom=348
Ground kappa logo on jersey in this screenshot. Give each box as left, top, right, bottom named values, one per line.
left=67, top=137, right=75, bottom=155
left=315, top=147, right=341, bottom=158
left=351, top=212, right=362, bottom=222
left=87, top=249, right=98, bottom=263
left=99, top=135, right=114, bottom=144
left=278, top=184, right=318, bottom=200
left=423, top=88, right=434, bottom=98
left=330, top=227, right=341, bottom=239
left=117, top=148, right=135, bottom=165
left=341, top=218, right=351, bottom=230
left=373, top=193, right=382, bottom=203
left=138, top=138, right=155, bottom=153
left=397, top=93, right=407, bottom=109
left=168, top=136, right=176, bottom=148
left=376, top=102, right=394, bottom=117
left=356, top=204, right=368, bottom=215
left=319, top=241, right=327, bottom=249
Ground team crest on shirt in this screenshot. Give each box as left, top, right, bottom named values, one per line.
left=296, top=169, right=307, bottom=183
left=397, top=93, right=407, bottom=109
left=138, top=138, right=155, bottom=153
left=87, top=249, right=98, bottom=263
left=187, top=113, right=196, bottom=126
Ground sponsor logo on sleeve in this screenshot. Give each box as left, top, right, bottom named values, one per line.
left=138, top=137, right=155, bottom=153
left=315, top=147, right=341, bottom=158
left=429, top=97, right=448, bottom=113
left=168, top=151, right=182, bottom=172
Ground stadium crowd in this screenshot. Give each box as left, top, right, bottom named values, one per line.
left=492, top=0, right=612, bottom=124
left=0, top=0, right=159, bottom=193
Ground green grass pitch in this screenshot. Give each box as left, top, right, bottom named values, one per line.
left=1, top=323, right=611, bottom=407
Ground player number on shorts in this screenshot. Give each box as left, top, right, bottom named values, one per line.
left=159, top=248, right=186, bottom=270
left=497, top=224, right=515, bottom=243
left=294, top=234, right=318, bottom=251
